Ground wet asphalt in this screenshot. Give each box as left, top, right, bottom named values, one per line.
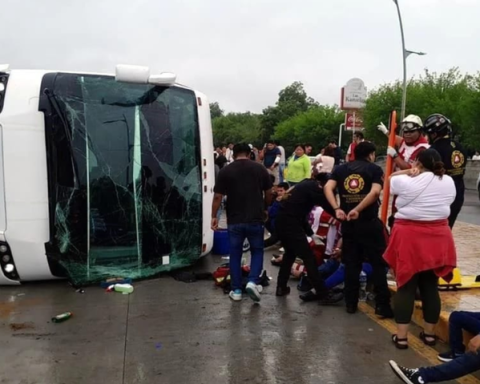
left=0, top=250, right=460, bottom=384
left=458, top=189, right=480, bottom=226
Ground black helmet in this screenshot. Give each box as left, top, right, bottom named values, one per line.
left=423, top=114, right=452, bottom=134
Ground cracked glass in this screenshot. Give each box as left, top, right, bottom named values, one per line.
left=44, top=74, right=202, bottom=285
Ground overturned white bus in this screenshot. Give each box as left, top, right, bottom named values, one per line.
left=0, top=64, right=214, bottom=285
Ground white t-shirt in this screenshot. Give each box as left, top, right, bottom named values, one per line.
left=278, top=146, right=286, bottom=164
left=391, top=173, right=456, bottom=221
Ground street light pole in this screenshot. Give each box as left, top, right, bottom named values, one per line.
left=392, top=0, right=426, bottom=122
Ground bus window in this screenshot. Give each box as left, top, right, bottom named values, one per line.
left=40, top=73, right=202, bottom=284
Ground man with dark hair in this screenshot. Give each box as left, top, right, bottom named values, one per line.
left=346, top=131, right=365, bottom=162
left=305, top=143, right=313, bottom=156
left=275, top=176, right=343, bottom=305
left=324, top=141, right=393, bottom=317
left=263, top=140, right=281, bottom=186
left=212, top=143, right=273, bottom=302
left=329, top=139, right=343, bottom=165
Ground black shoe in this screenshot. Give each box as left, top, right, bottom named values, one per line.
left=299, top=290, right=320, bottom=302
left=297, top=273, right=312, bottom=292
left=375, top=305, right=394, bottom=319
left=389, top=360, right=424, bottom=384
left=319, top=291, right=344, bottom=305
left=276, top=286, right=291, bottom=296
left=346, top=305, right=357, bottom=314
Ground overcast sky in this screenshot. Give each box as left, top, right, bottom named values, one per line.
left=2, top=0, right=479, bottom=112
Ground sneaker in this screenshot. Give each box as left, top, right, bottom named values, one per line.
left=389, top=360, right=424, bottom=384
left=346, top=305, right=358, bottom=314
left=246, top=282, right=261, bottom=302
left=438, top=351, right=463, bottom=363
left=229, top=289, right=242, bottom=301
left=297, top=273, right=313, bottom=292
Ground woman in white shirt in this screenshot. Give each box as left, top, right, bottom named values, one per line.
left=384, top=149, right=457, bottom=350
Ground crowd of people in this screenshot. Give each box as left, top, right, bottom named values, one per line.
left=211, top=113, right=477, bottom=384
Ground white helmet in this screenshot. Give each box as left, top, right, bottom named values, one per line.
left=402, top=115, right=423, bottom=132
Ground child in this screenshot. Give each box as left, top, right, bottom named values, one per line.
left=265, top=182, right=288, bottom=249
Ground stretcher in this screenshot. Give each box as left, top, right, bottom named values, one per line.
left=438, top=268, right=480, bottom=290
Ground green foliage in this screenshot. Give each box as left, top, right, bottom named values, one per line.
left=212, top=69, right=480, bottom=154
left=212, top=112, right=262, bottom=147
left=274, top=105, right=344, bottom=152
left=260, top=81, right=316, bottom=142
left=364, top=68, right=480, bottom=151
left=209, top=102, right=224, bottom=120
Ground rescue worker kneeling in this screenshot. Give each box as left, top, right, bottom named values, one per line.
left=324, top=141, right=393, bottom=318
left=275, top=175, right=343, bottom=304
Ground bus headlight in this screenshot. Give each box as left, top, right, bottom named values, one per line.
left=0, top=241, right=19, bottom=281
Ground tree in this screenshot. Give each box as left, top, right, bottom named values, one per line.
left=260, top=81, right=317, bottom=142
left=274, top=105, right=344, bottom=153
left=212, top=112, right=262, bottom=147
left=209, top=102, right=224, bottom=120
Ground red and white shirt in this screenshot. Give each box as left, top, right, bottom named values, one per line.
left=397, top=137, right=430, bottom=168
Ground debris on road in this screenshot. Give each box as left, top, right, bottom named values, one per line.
left=51, top=312, right=73, bottom=323
left=9, top=322, right=34, bottom=331
left=100, top=277, right=132, bottom=288
left=106, top=283, right=134, bottom=294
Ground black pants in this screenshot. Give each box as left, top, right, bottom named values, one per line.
left=341, top=218, right=391, bottom=307
left=394, top=270, right=441, bottom=324
left=449, top=193, right=464, bottom=229
left=276, top=215, right=327, bottom=295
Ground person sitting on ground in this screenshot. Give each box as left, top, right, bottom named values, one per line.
left=264, top=182, right=289, bottom=249
left=384, top=148, right=457, bottom=350
left=389, top=327, right=480, bottom=384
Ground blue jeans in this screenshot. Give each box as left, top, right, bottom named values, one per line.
left=448, top=311, right=480, bottom=354
left=323, top=262, right=373, bottom=290
left=228, top=223, right=265, bottom=291
left=419, top=352, right=480, bottom=382
left=279, top=164, right=285, bottom=183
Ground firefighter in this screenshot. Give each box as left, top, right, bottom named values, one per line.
left=378, top=115, right=430, bottom=227
left=324, top=141, right=393, bottom=318
left=423, top=114, right=467, bottom=228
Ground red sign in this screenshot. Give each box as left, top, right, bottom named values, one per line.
left=345, top=113, right=364, bottom=130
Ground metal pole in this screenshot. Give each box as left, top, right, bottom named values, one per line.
left=393, top=0, right=408, bottom=121
left=338, top=123, right=345, bottom=147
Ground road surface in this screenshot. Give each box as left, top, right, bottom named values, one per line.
left=459, top=189, right=480, bottom=226
left=0, top=253, right=468, bottom=384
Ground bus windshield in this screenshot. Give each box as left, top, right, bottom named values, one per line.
left=41, top=73, right=202, bottom=285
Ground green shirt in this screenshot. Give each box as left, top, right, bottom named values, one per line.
left=286, top=155, right=311, bottom=183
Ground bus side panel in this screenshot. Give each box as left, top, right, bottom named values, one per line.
left=195, top=91, right=214, bottom=256
left=1, top=71, right=53, bottom=281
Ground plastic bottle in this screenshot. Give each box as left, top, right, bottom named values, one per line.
left=52, top=312, right=73, bottom=323
left=113, top=283, right=134, bottom=294
left=359, top=271, right=367, bottom=302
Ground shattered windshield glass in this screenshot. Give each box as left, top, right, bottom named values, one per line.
left=42, top=74, right=202, bottom=285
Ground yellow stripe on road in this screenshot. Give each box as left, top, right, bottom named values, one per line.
left=358, top=302, right=480, bottom=384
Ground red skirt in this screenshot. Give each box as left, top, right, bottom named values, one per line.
left=383, top=219, right=456, bottom=288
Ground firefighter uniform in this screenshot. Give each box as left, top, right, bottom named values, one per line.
left=330, top=159, right=392, bottom=314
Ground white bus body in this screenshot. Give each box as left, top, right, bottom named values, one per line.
left=0, top=66, right=214, bottom=285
